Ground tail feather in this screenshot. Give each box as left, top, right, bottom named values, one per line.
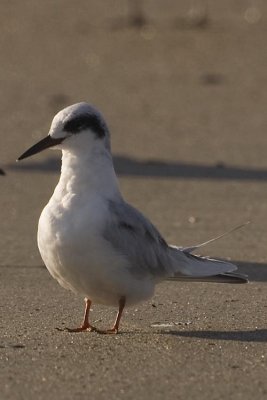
left=182, top=221, right=250, bottom=253
left=167, top=223, right=250, bottom=284
left=168, top=249, right=248, bottom=284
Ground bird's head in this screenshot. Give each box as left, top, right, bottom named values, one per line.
left=17, top=102, right=110, bottom=161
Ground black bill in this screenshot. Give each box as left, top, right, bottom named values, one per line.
left=17, top=135, right=64, bottom=161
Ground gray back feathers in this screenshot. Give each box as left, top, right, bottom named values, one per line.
left=103, top=199, right=175, bottom=279
left=103, top=199, right=243, bottom=282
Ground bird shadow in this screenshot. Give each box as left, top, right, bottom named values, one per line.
left=53, top=326, right=267, bottom=343
left=8, top=154, right=267, bottom=181
left=163, top=329, right=267, bottom=342
left=4, top=261, right=267, bottom=283
left=233, top=260, right=267, bottom=283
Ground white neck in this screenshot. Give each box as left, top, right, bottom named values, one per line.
left=55, top=142, right=121, bottom=201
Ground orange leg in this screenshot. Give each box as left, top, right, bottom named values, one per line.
left=66, top=298, right=97, bottom=332
left=99, top=296, right=126, bottom=334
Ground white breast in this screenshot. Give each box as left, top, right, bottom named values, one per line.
left=37, top=145, right=156, bottom=306
left=37, top=184, right=155, bottom=306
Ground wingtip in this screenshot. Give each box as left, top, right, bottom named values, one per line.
left=224, top=272, right=249, bottom=284
left=167, top=273, right=249, bottom=284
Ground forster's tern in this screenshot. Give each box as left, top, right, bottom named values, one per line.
left=18, top=102, right=247, bottom=334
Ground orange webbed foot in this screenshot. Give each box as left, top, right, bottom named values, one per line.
left=65, top=323, right=98, bottom=333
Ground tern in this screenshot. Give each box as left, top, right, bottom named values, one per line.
left=17, top=102, right=247, bottom=334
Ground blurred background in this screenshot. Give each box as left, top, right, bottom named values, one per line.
left=1, top=3, right=267, bottom=399
left=1, top=0, right=267, bottom=269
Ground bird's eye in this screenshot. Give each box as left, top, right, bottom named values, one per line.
left=64, top=115, right=92, bottom=133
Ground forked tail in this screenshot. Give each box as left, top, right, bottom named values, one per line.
left=168, top=223, right=249, bottom=283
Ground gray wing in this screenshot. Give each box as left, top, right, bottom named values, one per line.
left=103, top=199, right=174, bottom=279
